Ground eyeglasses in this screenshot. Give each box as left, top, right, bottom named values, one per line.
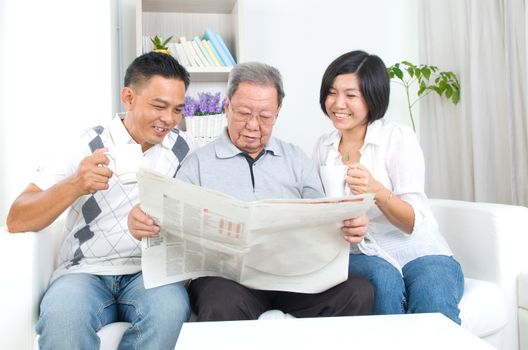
left=230, top=108, right=277, bottom=126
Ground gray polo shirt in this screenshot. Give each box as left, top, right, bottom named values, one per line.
left=177, top=129, right=324, bottom=201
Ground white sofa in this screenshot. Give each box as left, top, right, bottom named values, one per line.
left=1, top=199, right=527, bottom=350
left=519, top=270, right=528, bottom=350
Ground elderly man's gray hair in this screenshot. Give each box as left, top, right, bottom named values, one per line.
left=226, top=62, right=285, bottom=107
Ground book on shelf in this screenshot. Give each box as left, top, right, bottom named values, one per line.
left=203, top=39, right=225, bottom=66
left=179, top=37, right=200, bottom=67
left=193, top=36, right=215, bottom=67
left=203, top=27, right=234, bottom=67
left=172, top=42, right=189, bottom=67
left=214, top=32, right=236, bottom=66
left=191, top=40, right=209, bottom=67
left=142, top=36, right=153, bottom=53
left=202, top=40, right=222, bottom=67
left=166, top=42, right=179, bottom=61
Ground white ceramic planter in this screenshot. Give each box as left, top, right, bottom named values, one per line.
left=185, top=114, right=227, bottom=147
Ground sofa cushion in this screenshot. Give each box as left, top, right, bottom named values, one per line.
left=98, top=322, right=130, bottom=350
left=259, top=279, right=507, bottom=339
left=34, top=322, right=130, bottom=350
left=36, top=279, right=507, bottom=349
left=459, top=278, right=507, bottom=337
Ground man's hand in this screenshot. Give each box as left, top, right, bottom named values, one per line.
left=128, top=204, right=160, bottom=240
left=73, top=148, right=113, bottom=195
left=341, top=213, right=369, bottom=244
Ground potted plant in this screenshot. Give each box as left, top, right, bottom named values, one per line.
left=387, top=61, right=460, bottom=132
left=150, top=35, right=173, bottom=55
left=182, top=92, right=226, bottom=147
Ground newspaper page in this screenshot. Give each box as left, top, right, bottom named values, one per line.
left=137, top=168, right=374, bottom=293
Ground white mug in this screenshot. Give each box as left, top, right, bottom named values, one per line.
left=106, top=144, right=143, bottom=185
left=319, top=165, right=348, bottom=198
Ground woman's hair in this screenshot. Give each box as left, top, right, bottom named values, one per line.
left=319, top=50, right=390, bottom=123
left=124, top=51, right=190, bottom=90
left=227, top=62, right=285, bottom=107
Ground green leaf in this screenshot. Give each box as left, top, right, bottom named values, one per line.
left=387, top=60, right=461, bottom=127
left=162, top=35, right=174, bottom=47
left=445, top=85, right=453, bottom=98
left=417, top=81, right=426, bottom=95
left=452, top=90, right=461, bottom=104
left=422, top=67, right=431, bottom=80
left=393, top=67, right=404, bottom=80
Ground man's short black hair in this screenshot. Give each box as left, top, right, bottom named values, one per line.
left=124, top=52, right=190, bottom=90
left=320, top=50, right=390, bottom=123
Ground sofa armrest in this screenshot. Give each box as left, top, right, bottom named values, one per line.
left=429, top=198, right=528, bottom=350
left=0, top=219, right=65, bottom=350
left=429, top=199, right=528, bottom=284
left=519, top=271, right=528, bottom=350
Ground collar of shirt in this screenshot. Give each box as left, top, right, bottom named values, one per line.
left=320, top=119, right=385, bottom=164
left=213, top=127, right=282, bottom=159
left=321, top=119, right=384, bottom=148
left=109, top=113, right=135, bottom=146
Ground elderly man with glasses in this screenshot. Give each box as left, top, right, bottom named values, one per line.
left=128, top=62, right=374, bottom=321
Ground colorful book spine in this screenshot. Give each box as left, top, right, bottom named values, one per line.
left=194, top=36, right=215, bottom=67
left=173, top=42, right=189, bottom=67
left=203, top=27, right=232, bottom=67
left=214, top=32, right=236, bottom=66
left=191, top=40, right=209, bottom=67
left=203, top=39, right=223, bottom=66
left=179, top=37, right=199, bottom=67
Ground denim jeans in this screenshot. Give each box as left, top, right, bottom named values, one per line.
left=348, top=254, right=464, bottom=324
left=36, top=272, right=190, bottom=350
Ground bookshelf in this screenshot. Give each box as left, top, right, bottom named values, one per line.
left=135, top=0, right=243, bottom=83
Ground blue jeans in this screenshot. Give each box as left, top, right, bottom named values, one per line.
left=348, top=254, right=464, bottom=324
left=36, top=272, right=190, bottom=350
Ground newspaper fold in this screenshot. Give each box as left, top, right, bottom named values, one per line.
left=137, top=168, right=374, bottom=293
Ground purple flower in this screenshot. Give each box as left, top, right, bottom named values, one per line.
left=183, top=92, right=226, bottom=117
left=183, top=96, right=199, bottom=117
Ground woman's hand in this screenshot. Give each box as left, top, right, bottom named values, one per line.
left=347, top=163, right=415, bottom=234
left=346, top=163, right=382, bottom=195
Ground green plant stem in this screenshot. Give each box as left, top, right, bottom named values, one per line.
left=409, top=90, right=433, bottom=109
left=403, top=84, right=416, bottom=132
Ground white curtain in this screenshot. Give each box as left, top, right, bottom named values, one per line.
left=419, top=0, right=528, bottom=206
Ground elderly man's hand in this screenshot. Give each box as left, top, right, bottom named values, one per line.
left=127, top=204, right=160, bottom=240
left=341, top=214, right=369, bottom=244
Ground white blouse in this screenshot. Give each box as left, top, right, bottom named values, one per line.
left=312, top=118, right=452, bottom=271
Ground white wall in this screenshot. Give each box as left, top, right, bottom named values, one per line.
left=0, top=0, right=7, bottom=226
left=0, top=0, right=117, bottom=224
left=240, top=0, right=419, bottom=153
left=0, top=0, right=418, bottom=223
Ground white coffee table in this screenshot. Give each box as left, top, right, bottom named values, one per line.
left=175, top=313, right=493, bottom=350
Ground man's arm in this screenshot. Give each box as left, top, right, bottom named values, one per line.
left=6, top=149, right=113, bottom=233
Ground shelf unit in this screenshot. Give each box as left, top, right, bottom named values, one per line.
left=135, top=0, right=243, bottom=83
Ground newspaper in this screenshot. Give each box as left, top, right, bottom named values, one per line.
left=137, top=168, right=375, bottom=293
